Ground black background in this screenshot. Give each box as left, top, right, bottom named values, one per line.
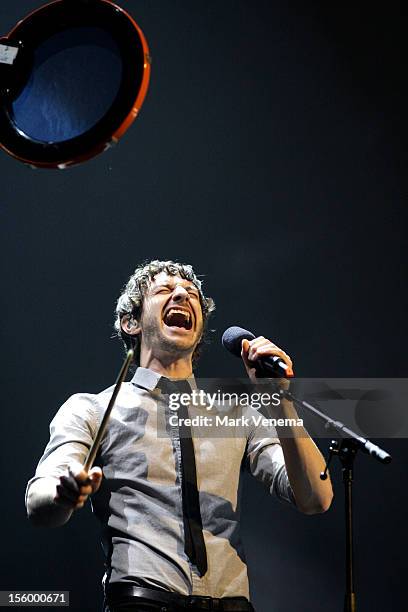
left=0, top=1, right=406, bottom=610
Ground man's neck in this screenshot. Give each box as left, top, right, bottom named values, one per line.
left=140, top=352, right=193, bottom=380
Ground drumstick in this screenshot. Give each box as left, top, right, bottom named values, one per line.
left=83, top=349, right=134, bottom=472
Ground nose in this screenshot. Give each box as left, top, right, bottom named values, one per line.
left=172, top=285, right=189, bottom=303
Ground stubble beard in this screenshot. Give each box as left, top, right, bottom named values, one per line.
left=141, top=319, right=199, bottom=360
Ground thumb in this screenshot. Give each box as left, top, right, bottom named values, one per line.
left=241, top=338, right=249, bottom=357
left=241, top=339, right=252, bottom=367
left=88, top=466, right=103, bottom=493
left=241, top=339, right=257, bottom=380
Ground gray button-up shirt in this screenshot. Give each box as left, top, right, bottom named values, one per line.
left=26, top=368, right=296, bottom=599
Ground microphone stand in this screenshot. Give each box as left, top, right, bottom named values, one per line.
left=280, top=388, right=392, bottom=612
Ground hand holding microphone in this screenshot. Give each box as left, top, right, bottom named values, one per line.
left=222, top=326, right=294, bottom=382
left=241, top=336, right=294, bottom=384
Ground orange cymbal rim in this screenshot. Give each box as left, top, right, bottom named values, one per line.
left=0, top=0, right=151, bottom=168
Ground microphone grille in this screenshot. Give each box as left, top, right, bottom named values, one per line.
left=221, top=326, right=255, bottom=357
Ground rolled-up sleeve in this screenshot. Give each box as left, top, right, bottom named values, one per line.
left=246, top=426, right=297, bottom=506
left=26, top=393, right=99, bottom=501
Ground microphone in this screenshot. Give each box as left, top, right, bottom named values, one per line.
left=222, top=326, right=293, bottom=378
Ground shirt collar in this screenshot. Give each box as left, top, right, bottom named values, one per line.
left=131, top=367, right=197, bottom=392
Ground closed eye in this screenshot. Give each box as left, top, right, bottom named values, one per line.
left=155, top=287, right=171, bottom=294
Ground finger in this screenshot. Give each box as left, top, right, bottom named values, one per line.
left=69, top=466, right=91, bottom=486
left=71, top=493, right=90, bottom=510
left=55, top=490, right=79, bottom=508
left=89, top=466, right=103, bottom=478
left=248, top=336, right=268, bottom=348
left=241, top=340, right=258, bottom=384
left=241, top=339, right=254, bottom=369
left=241, top=338, right=250, bottom=353
left=248, top=344, right=278, bottom=363
left=246, top=337, right=292, bottom=362
left=56, top=482, right=79, bottom=504
left=76, top=493, right=90, bottom=505
left=78, top=484, right=93, bottom=496
left=89, top=467, right=103, bottom=494
left=247, top=337, right=276, bottom=361
left=246, top=337, right=268, bottom=354
left=249, top=341, right=291, bottom=362
left=60, top=473, right=80, bottom=494
left=57, top=484, right=91, bottom=506
left=254, top=345, right=293, bottom=368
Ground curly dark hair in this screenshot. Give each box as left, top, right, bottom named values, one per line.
left=114, top=260, right=215, bottom=366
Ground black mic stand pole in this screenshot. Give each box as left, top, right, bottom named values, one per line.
left=279, top=388, right=392, bottom=612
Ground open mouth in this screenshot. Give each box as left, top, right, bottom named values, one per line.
left=163, top=308, right=193, bottom=330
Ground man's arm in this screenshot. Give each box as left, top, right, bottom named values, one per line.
left=26, top=467, right=102, bottom=527
left=271, top=398, right=332, bottom=514
left=26, top=393, right=103, bottom=527
left=242, top=337, right=333, bottom=515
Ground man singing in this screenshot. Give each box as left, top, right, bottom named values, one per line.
left=26, top=260, right=333, bottom=612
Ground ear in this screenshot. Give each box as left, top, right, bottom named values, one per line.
left=121, top=315, right=141, bottom=337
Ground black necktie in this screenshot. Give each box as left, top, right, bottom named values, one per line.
left=158, top=377, right=208, bottom=576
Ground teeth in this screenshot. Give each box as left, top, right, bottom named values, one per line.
left=166, top=308, right=190, bottom=321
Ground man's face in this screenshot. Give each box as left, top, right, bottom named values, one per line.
left=138, top=272, right=204, bottom=360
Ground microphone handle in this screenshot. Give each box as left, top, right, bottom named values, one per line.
left=256, top=355, right=293, bottom=378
